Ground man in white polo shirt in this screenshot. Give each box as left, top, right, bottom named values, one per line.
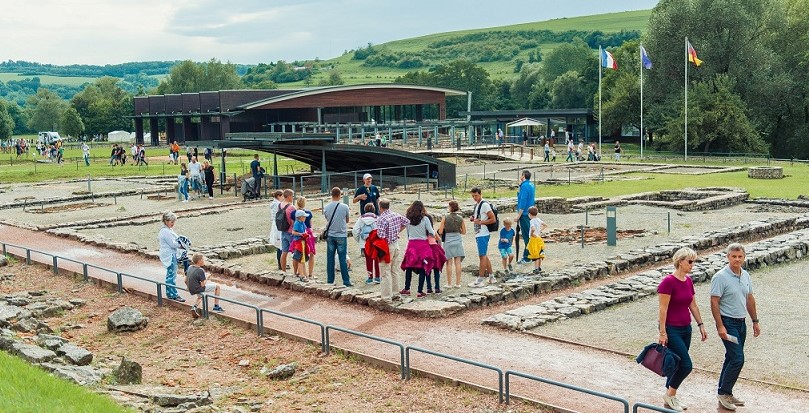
left=709, top=243, right=760, bottom=411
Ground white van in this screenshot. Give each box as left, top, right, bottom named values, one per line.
left=38, top=131, right=62, bottom=145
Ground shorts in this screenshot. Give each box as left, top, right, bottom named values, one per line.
left=281, top=232, right=293, bottom=252
left=475, top=235, right=490, bottom=257
left=196, top=282, right=217, bottom=295
left=498, top=247, right=513, bottom=258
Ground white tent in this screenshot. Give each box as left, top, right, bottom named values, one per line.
left=506, top=118, right=545, bottom=128
left=108, top=130, right=134, bottom=143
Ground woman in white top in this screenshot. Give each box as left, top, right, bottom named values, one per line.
left=158, top=211, right=184, bottom=301
left=268, top=190, right=284, bottom=270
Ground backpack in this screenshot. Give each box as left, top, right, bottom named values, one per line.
left=474, top=201, right=499, bottom=232
left=276, top=204, right=292, bottom=232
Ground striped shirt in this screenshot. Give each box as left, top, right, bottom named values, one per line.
left=376, top=209, right=409, bottom=243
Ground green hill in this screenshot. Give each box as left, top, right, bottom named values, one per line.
left=305, top=9, right=651, bottom=86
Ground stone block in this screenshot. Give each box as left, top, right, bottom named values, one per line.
left=107, top=307, right=148, bottom=332
left=398, top=300, right=464, bottom=318
left=57, top=343, right=93, bottom=366
left=11, top=342, right=56, bottom=363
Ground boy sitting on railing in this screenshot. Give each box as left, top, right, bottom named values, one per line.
left=185, top=253, right=224, bottom=318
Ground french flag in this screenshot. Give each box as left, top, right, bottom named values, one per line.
left=601, top=48, right=618, bottom=70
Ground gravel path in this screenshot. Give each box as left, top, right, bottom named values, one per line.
left=534, top=258, right=809, bottom=390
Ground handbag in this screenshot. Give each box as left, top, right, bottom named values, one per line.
left=320, top=203, right=339, bottom=241
left=637, top=343, right=668, bottom=377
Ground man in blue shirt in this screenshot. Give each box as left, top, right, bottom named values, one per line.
left=353, top=173, right=380, bottom=215
left=710, top=243, right=760, bottom=411
left=514, top=170, right=535, bottom=263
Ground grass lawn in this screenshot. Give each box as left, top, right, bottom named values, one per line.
left=0, top=145, right=308, bottom=183
left=0, top=72, right=96, bottom=87
left=0, top=351, right=131, bottom=413
left=476, top=160, right=806, bottom=200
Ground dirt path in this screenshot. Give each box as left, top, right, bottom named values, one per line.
left=2, top=225, right=805, bottom=413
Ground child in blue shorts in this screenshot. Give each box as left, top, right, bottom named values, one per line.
left=498, top=218, right=516, bottom=273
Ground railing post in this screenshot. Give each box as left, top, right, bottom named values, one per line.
left=156, top=284, right=163, bottom=306
left=116, top=273, right=123, bottom=293
left=82, top=263, right=89, bottom=281
left=202, top=295, right=210, bottom=319
left=255, top=308, right=262, bottom=335
left=52, top=256, right=58, bottom=274
left=2, top=243, right=6, bottom=256
left=26, top=249, right=31, bottom=265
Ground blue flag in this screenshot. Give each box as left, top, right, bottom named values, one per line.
left=640, top=45, right=652, bottom=69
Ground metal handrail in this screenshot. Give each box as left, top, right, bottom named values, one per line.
left=632, top=402, right=679, bottom=413
left=407, top=345, right=503, bottom=403
left=262, top=308, right=327, bottom=353
left=505, top=370, right=629, bottom=413
left=201, top=294, right=262, bottom=335
left=0, top=240, right=677, bottom=408
left=326, top=325, right=407, bottom=380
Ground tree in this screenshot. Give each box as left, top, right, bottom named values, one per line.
left=540, top=38, right=593, bottom=84
left=397, top=60, right=495, bottom=115
left=60, top=106, right=84, bottom=138
left=643, top=0, right=785, bottom=154
left=599, top=40, right=642, bottom=134
left=660, top=74, right=766, bottom=153
left=0, top=100, right=14, bottom=140
left=4, top=101, right=28, bottom=135
left=319, top=70, right=344, bottom=86
left=157, top=59, right=242, bottom=93
left=550, top=71, right=590, bottom=109
left=26, top=88, right=67, bottom=132
left=71, top=77, right=132, bottom=135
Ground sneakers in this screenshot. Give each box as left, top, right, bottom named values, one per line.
left=344, top=283, right=355, bottom=288
left=373, top=277, right=381, bottom=284
left=663, top=395, right=684, bottom=412
left=444, top=284, right=452, bottom=289
left=717, top=395, right=737, bottom=411
left=532, top=268, right=543, bottom=275
left=168, top=296, right=186, bottom=303
left=365, top=277, right=375, bottom=284
left=508, top=263, right=513, bottom=272
left=399, top=289, right=411, bottom=295
left=426, top=289, right=434, bottom=294
left=487, top=275, right=496, bottom=284
left=728, top=395, right=744, bottom=406
left=416, top=292, right=427, bottom=298
left=434, top=288, right=442, bottom=294
left=191, top=306, right=201, bottom=319
left=212, top=304, right=224, bottom=313
left=470, top=277, right=484, bottom=287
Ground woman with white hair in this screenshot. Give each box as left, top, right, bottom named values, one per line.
left=158, top=211, right=185, bottom=302
left=656, top=247, right=708, bottom=412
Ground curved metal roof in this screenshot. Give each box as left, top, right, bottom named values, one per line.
left=239, top=84, right=467, bottom=110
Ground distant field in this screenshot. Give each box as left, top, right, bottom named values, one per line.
left=0, top=72, right=96, bottom=87
left=299, top=9, right=651, bottom=86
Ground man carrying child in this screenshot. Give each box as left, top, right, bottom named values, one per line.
left=185, top=254, right=224, bottom=318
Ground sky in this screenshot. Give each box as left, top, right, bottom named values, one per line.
left=0, top=0, right=658, bottom=66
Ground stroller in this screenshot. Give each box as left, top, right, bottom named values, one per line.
left=241, top=177, right=260, bottom=202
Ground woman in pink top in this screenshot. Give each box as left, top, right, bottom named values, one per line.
left=657, top=247, right=708, bottom=412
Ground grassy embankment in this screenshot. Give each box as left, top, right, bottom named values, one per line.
left=300, top=9, right=652, bottom=86
left=0, top=351, right=132, bottom=413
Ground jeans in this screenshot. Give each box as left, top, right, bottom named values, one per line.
left=566, top=150, right=573, bottom=162
left=432, top=268, right=441, bottom=291
left=178, top=177, right=189, bottom=200
left=83, top=153, right=90, bottom=166
left=518, top=214, right=531, bottom=261
left=165, top=256, right=178, bottom=298
left=326, top=236, right=350, bottom=286
left=543, top=151, right=549, bottom=162
left=404, top=268, right=428, bottom=292
left=718, top=317, right=747, bottom=395
left=665, top=325, right=693, bottom=390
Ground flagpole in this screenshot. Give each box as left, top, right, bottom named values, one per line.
left=684, top=37, right=688, bottom=161
left=598, top=45, right=604, bottom=159
left=640, top=43, right=644, bottom=160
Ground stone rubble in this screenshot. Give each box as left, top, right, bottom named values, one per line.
left=484, top=227, right=809, bottom=331
left=107, top=306, right=149, bottom=332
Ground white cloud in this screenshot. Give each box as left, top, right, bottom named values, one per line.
left=0, top=0, right=658, bottom=65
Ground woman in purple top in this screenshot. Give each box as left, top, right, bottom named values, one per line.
left=657, top=247, right=708, bottom=412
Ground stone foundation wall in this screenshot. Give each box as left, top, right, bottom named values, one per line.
left=748, top=166, right=783, bottom=179
left=201, top=215, right=809, bottom=318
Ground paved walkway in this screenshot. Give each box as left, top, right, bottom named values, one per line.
left=1, top=225, right=805, bottom=412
